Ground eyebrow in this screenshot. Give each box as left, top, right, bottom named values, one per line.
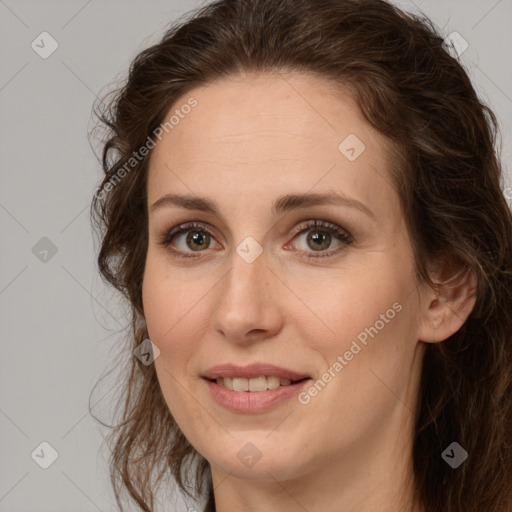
left=151, top=190, right=374, bottom=219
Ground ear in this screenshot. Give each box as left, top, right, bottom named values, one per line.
left=417, top=256, right=477, bottom=343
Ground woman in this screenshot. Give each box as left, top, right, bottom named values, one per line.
left=90, top=0, right=512, bottom=511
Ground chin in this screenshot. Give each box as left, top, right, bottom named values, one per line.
left=200, top=434, right=312, bottom=482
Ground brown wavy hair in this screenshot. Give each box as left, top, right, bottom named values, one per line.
left=89, top=0, right=512, bottom=511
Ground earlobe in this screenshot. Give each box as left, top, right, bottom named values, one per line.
left=418, top=260, right=478, bottom=343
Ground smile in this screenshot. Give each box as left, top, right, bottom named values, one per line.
left=201, top=363, right=312, bottom=413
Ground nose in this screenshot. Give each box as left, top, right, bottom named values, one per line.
left=210, top=245, right=284, bottom=345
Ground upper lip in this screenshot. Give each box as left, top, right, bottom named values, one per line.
left=202, top=363, right=310, bottom=381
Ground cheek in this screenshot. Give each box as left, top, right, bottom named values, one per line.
left=288, top=253, right=419, bottom=412
left=142, top=253, right=216, bottom=424
left=288, top=258, right=412, bottom=350
left=142, top=259, right=209, bottom=435
left=142, top=254, right=208, bottom=346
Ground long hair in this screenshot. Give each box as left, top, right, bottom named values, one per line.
left=90, top=1, right=512, bottom=510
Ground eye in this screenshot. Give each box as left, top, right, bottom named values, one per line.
left=158, top=222, right=221, bottom=259
left=286, top=219, right=353, bottom=259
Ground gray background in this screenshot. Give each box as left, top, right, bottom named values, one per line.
left=1, top=0, right=511, bottom=511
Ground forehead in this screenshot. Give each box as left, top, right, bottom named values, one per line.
left=147, top=72, right=399, bottom=217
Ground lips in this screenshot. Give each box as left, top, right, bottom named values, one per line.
left=201, top=363, right=311, bottom=413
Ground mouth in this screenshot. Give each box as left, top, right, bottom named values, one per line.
left=201, top=363, right=312, bottom=413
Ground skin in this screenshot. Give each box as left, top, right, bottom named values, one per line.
left=142, top=72, right=476, bottom=512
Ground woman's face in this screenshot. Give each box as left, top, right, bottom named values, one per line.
left=142, top=72, right=429, bottom=483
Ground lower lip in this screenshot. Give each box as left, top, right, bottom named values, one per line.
left=203, top=378, right=311, bottom=414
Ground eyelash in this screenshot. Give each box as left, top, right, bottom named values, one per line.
left=158, top=219, right=354, bottom=260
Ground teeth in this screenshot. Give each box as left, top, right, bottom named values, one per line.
left=249, top=376, right=267, bottom=391
left=233, top=377, right=249, bottom=391
left=267, top=376, right=280, bottom=389
left=224, top=377, right=233, bottom=390
left=215, top=375, right=297, bottom=392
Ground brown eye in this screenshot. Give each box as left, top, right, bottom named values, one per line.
left=159, top=221, right=221, bottom=259
left=186, top=230, right=211, bottom=251
left=289, top=219, right=354, bottom=259
left=306, top=230, right=332, bottom=251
